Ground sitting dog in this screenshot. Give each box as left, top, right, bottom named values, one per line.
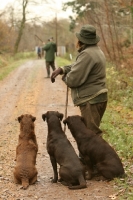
left=14, top=114, right=38, bottom=189
left=63, top=115, right=125, bottom=181
left=42, top=111, right=86, bottom=189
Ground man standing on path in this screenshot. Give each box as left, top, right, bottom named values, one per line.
left=51, top=24, right=108, bottom=136
left=37, top=46, right=42, bottom=59
left=42, top=38, right=57, bottom=78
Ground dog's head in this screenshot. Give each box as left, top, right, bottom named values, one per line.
left=18, top=114, right=36, bottom=123
left=42, top=111, right=64, bottom=122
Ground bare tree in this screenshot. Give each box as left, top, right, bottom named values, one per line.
left=13, top=0, right=49, bottom=54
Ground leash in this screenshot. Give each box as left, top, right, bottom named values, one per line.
left=64, top=86, right=69, bottom=132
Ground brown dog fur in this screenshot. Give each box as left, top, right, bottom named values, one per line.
left=63, top=115, right=125, bottom=181
left=14, top=114, right=38, bottom=189
left=42, top=111, right=86, bottom=189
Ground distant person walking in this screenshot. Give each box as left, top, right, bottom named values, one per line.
left=37, top=46, right=42, bottom=59
left=42, top=38, right=57, bottom=78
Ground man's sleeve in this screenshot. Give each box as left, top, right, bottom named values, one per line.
left=60, top=65, right=72, bottom=74
left=65, top=51, right=94, bottom=88
left=42, top=43, right=50, bottom=51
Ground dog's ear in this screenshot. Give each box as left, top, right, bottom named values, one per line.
left=18, top=115, right=23, bottom=123
left=81, top=116, right=85, bottom=124
left=57, top=112, right=64, bottom=121
left=63, top=118, right=67, bottom=124
left=60, top=113, right=64, bottom=121
left=42, top=113, right=46, bottom=121
left=31, top=116, right=36, bottom=122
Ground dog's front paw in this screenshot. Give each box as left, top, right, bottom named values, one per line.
left=85, top=171, right=92, bottom=180
left=58, top=178, right=63, bottom=182
left=50, top=177, right=57, bottom=183
left=51, top=179, right=57, bottom=183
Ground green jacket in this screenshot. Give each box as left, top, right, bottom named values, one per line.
left=61, top=45, right=108, bottom=106
left=42, top=42, right=57, bottom=62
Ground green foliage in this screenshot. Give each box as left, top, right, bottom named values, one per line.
left=122, top=39, right=131, bottom=47
left=101, top=105, right=133, bottom=200
left=56, top=56, right=71, bottom=67
left=0, top=61, right=23, bottom=81
left=101, top=98, right=133, bottom=199
left=130, top=6, right=133, bottom=19
left=63, top=0, right=83, bottom=14
left=63, top=0, right=96, bottom=15
left=13, top=52, right=36, bottom=60
left=0, top=55, right=9, bottom=68
left=69, top=16, right=76, bottom=32
left=106, top=64, right=133, bottom=110
left=63, top=0, right=101, bottom=31
left=101, top=105, right=133, bottom=160
left=100, top=62, right=133, bottom=199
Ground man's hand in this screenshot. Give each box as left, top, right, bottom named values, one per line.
left=51, top=68, right=63, bottom=83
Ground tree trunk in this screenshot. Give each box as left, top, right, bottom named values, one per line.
left=14, top=0, right=28, bottom=54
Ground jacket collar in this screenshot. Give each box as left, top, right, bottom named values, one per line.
left=78, top=44, right=97, bottom=53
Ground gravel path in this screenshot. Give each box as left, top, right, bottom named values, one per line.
left=0, top=59, right=115, bottom=200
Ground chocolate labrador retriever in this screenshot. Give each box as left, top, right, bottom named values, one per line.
left=14, top=114, right=38, bottom=189
left=42, top=111, right=86, bottom=189
left=63, top=115, right=125, bottom=181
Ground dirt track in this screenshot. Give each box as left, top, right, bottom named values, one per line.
left=0, top=59, right=115, bottom=200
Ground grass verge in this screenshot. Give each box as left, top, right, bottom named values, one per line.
left=101, top=102, right=133, bottom=199
left=0, top=52, right=36, bottom=81
left=56, top=56, right=71, bottom=67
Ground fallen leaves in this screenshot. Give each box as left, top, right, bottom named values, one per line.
left=109, top=188, right=125, bottom=199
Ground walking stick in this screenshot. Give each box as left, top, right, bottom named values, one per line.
left=64, top=86, right=69, bottom=132
left=64, top=54, right=72, bottom=132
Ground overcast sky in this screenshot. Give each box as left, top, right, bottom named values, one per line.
left=0, top=0, right=73, bottom=20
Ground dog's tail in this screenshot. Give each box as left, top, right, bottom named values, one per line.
left=68, top=175, right=87, bottom=190
left=21, top=178, right=29, bottom=189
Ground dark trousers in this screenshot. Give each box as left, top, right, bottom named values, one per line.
left=46, top=61, right=56, bottom=77
left=38, top=53, right=41, bottom=59
left=79, top=101, right=107, bottom=135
